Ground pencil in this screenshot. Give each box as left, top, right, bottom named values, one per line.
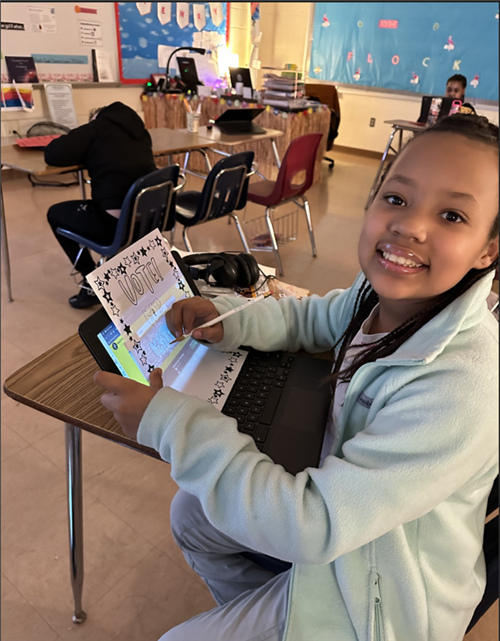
left=169, top=292, right=272, bottom=344
left=183, top=98, right=192, bottom=113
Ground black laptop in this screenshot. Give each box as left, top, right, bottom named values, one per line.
left=177, top=56, right=204, bottom=91
left=417, top=95, right=460, bottom=124
left=214, top=108, right=266, bottom=135
left=79, top=251, right=332, bottom=475
left=229, top=67, right=253, bottom=92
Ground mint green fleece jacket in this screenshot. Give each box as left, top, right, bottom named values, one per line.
left=138, top=271, right=499, bottom=641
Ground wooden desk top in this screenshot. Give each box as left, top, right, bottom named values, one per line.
left=149, top=127, right=216, bottom=155
left=3, top=333, right=161, bottom=460
left=179, top=126, right=284, bottom=147
left=1, top=144, right=82, bottom=176
left=1, top=129, right=215, bottom=175
left=384, top=119, right=427, bottom=132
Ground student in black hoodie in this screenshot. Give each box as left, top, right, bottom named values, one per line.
left=46, top=101, right=157, bottom=308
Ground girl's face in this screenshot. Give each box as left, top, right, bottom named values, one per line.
left=358, top=133, right=498, bottom=308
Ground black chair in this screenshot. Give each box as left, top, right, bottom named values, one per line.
left=57, top=165, right=184, bottom=280
left=174, top=151, right=255, bottom=252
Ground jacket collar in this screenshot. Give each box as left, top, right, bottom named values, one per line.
left=348, top=271, right=495, bottom=365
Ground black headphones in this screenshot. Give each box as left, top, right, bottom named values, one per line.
left=181, top=252, right=260, bottom=289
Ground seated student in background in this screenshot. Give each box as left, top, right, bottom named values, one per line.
left=445, top=74, right=477, bottom=114
left=95, top=114, right=498, bottom=641
left=45, top=101, right=157, bottom=308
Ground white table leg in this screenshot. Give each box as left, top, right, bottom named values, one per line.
left=1, top=180, right=13, bottom=302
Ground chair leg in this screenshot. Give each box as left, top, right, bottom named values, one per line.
left=183, top=152, right=190, bottom=170
left=231, top=214, right=251, bottom=253
left=264, top=208, right=284, bottom=277
left=182, top=227, right=193, bottom=252
left=300, top=196, right=318, bottom=257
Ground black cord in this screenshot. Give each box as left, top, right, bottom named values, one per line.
left=28, top=173, right=79, bottom=188
left=235, top=268, right=278, bottom=296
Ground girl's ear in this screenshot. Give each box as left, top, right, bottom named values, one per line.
left=474, top=236, right=499, bottom=269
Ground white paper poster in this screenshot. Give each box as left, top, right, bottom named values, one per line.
left=95, top=50, right=115, bottom=81
left=157, top=2, right=171, bottom=26
left=193, top=4, right=206, bottom=31
left=44, top=83, right=79, bottom=129
left=176, top=3, right=190, bottom=29
left=88, top=230, right=247, bottom=406
left=27, top=5, right=57, bottom=34
left=209, top=2, right=223, bottom=27
left=79, top=21, right=102, bottom=47
left=136, top=3, right=152, bottom=17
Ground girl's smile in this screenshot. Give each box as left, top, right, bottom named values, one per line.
left=358, top=132, right=498, bottom=331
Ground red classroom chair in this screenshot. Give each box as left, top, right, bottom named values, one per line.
left=246, top=133, right=323, bottom=276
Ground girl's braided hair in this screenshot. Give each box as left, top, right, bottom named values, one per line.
left=329, top=114, right=499, bottom=394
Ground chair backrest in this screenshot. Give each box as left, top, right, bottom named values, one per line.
left=191, top=151, right=254, bottom=225
left=114, top=164, right=181, bottom=253
left=271, top=133, right=323, bottom=203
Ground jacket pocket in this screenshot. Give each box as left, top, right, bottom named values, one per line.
left=369, top=571, right=385, bottom=641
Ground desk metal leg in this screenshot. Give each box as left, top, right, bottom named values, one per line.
left=270, top=139, right=281, bottom=169
left=365, top=128, right=397, bottom=210
left=65, top=423, right=87, bottom=624
left=1, top=182, right=13, bottom=302
left=78, top=171, right=86, bottom=201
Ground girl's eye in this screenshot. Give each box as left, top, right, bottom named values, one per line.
left=441, top=211, right=465, bottom=223
left=384, top=194, right=406, bottom=206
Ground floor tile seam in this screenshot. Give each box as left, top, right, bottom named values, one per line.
left=0, top=441, right=31, bottom=464
left=1, top=571, right=62, bottom=640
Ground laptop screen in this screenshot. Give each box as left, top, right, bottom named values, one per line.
left=229, top=67, right=253, bottom=90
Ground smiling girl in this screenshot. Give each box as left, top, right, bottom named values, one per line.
left=96, top=114, right=499, bottom=641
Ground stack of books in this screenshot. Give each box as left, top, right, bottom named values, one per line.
left=261, top=72, right=307, bottom=110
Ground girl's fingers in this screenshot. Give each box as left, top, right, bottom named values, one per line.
left=149, top=368, right=163, bottom=390
left=192, top=323, right=223, bottom=343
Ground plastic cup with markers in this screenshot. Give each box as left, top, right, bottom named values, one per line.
left=187, top=111, right=200, bottom=133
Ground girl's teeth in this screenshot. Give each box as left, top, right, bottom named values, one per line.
left=382, top=251, right=423, bottom=268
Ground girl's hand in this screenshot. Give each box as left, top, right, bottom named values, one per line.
left=166, top=297, right=223, bottom=343
left=94, top=368, right=163, bottom=440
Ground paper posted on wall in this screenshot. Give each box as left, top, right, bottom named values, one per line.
left=87, top=230, right=247, bottom=406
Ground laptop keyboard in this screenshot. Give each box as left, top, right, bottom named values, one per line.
left=221, top=351, right=295, bottom=450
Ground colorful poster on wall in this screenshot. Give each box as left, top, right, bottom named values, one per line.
left=1, top=83, right=34, bottom=111
left=115, top=1, right=228, bottom=83
left=308, top=2, right=499, bottom=101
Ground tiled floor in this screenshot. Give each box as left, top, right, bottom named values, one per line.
left=1, top=150, right=497, bottom=640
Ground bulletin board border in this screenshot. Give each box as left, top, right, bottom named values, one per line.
left=114, top=2, right=231, bottom=85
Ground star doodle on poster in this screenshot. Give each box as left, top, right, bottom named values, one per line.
left=109, top=267, right=119, bottom=279
left=172, top=268, right=179, bottom=278
left=228, top=357, right=238, bottom=364
left=155, top=236, right=163, bottom=246
left=94, top=276, right=106, bottom=291
left=131, top=251, right=141, bottom=265
left=103, top=271, right=111, bottom=283
left=161, top=247, right=170, bottom=260
left=220, top=374, right=230, bottom=383
left=123, top=323, right=132, bottom=336
left=225, top=365, right=234, bottom=373
left=214, top=380, right=225, bottom=390
left=132, top=339, right=142, bottom=351
left=213, top=389, right=224, bottom=398
left=140, top=353, right=148, bottom=366
left=110, top=304, right=121, bottom=317
left=208, top=397, right=217, bottom=405
left=232, top=352, right=242, bottom=358
left=177, top=281, right=186, bottom=292
left=117, top=262, right=127, bottom=275
left=147, top=364, right=155, bottom=373
left=124, top=256, right=132, bottom=267
left=149, top=239, right=156, bottom=251
left=140, top=246, right=148, bottom=257
left=103, top=290, right=113, bottom=303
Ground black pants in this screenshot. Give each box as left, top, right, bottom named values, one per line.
left=47, top=200, right=118, bottom=278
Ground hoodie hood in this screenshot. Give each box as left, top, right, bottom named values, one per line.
left=97, top=101, right=147, bottom=140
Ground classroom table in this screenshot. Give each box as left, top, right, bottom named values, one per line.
left=365, top=119, right=426, bottom=210
left=3, top=333, right=162, bottom=624
left=0, top=130, right=217, bottom=302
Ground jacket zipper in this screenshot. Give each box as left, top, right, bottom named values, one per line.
left=374, top=573, right=383, bottom=641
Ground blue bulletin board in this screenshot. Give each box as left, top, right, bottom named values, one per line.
left=115, top=2, right=229, bottom=83
left=309, top=3, right=499, bottom=101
